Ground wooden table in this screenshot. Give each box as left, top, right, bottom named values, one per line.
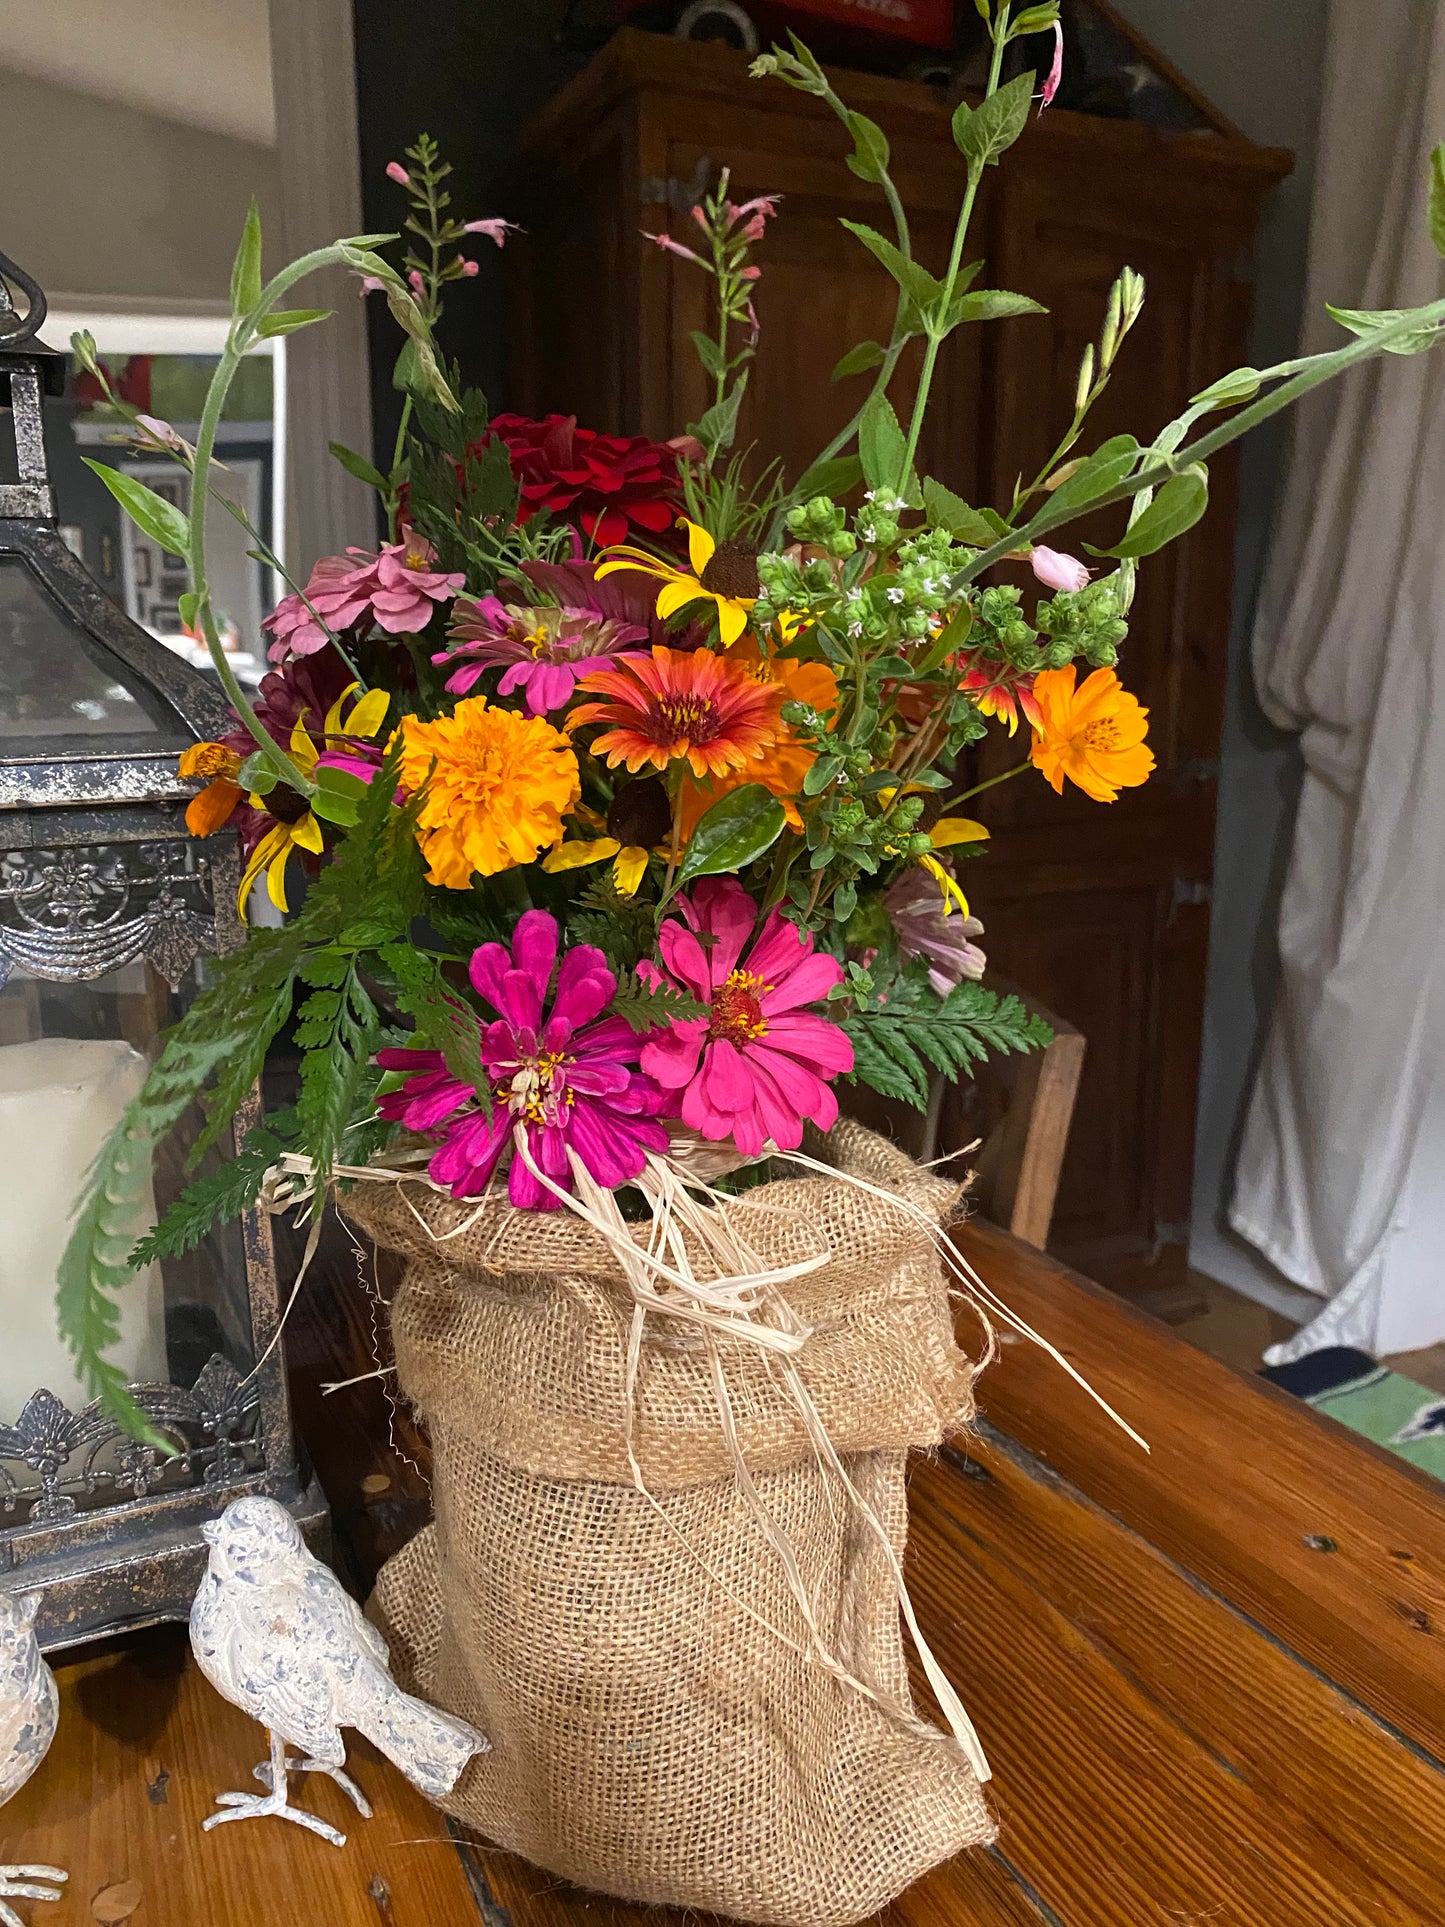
left=11, top=1222, right=1445, bottom=1926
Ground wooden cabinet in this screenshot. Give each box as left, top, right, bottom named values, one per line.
left=504, top=29, right=1289, bottom=1301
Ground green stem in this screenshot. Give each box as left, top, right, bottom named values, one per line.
left=898, top=8, right=1010, bottom=487
left=950, top=294, right=1445, bottom=595
left=949, top=758, right=1030, bottom=806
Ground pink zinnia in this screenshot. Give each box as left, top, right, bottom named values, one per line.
left=263, top=536, right=465, bottom=662
left=377, top=912, right=670, bottom=1209
left=436, top=596, right=647, bottom=713
left=640, top=878, right=854, bottom=1157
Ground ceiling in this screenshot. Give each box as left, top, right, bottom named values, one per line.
left=0, top=0, right=274, bottom=146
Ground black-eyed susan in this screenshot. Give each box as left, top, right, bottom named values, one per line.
left=543, top=779, right=671, bottom=898
left=595, top=518, right=758, bottom=646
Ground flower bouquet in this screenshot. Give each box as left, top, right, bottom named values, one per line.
left=57, top=9, right=1445, bottom=1922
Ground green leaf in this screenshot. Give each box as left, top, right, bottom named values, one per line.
left=609, top=968, right=710, bottom=1034
left=1431, top=143, right=1445, bottom=258
left=236, top=750, right=279, bottom=795
left=839, top=218, right=945, bottom=317
left=1010, top=3, right=1061, bottom=34
left=1040, top=432, right=1140, bottom=520
left=832, top=341, right=886, bottom=381
left=952, top=71, right=1035, bottom=170
left=857, top=391, right=908, bottom=492
left=257, top=306, right=332, bottom=339
left=950, top=289, right=1047, bottom=323
left=843, top=970, right=1053, bottom=1112
left=377, top=943, right=489, bottom=1108
left=803, top=753, right=844, bottom=796
left=309, top=787, right=362, bottom=828
left=230, top=198, right=263, bottom=316
left=690, top=373, right=748, bottom=456
left=131, top=1125, right=288, bottom=1266
left=1188, top=367, right=1261, bottom=412
left=794, top=454, right=864, bottom=499
left=1097, top=464, right=1208, bottom=559
left=329, top=441, right=389, bottom=491
left=675, top=784, right=786, bottom=888
left=81, top=460, right=190, bottom=556
left=1327, top=303, right=1445, bottom=356
left=923, top=478, right=1011, bottom=545
left=844, top=111, right=891, bottom=184
left=690, top=329, right=726, bottom=379
left=178, top=590, right=201, bottom=630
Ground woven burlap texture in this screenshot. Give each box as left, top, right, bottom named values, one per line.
left=345, top=1121, right=996, bottom=1926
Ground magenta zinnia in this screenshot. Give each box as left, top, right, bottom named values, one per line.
left=640, top=878, right=854, bottom=1157
left=436, top=595, right=647, bottom=714
left=377, top=911, right=669, bottom=1208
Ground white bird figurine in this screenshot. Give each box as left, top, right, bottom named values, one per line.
left=0, top=1590, right=66, bottom=1926
left=190, top=1495, right=487, bottom=1847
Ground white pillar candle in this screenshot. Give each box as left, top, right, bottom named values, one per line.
left=0, top=1037, right=167, bottom=1422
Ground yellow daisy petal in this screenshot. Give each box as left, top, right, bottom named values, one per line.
left=323, top=682, right=359, bottom=737
left=291, top=810, right=326, bottom=856
left=236, top=823, right=288, bottom=919
left=920, top=853, right=969, bottom=918
left=930, top=816, right=991, bottom=848
left=595, top=547, right=670, bottom=581
left=542, top=837, right=620, bottom=873
left=344, top=686, right=391, bottom=740
left=613, top=845, right=648, bottom=896
left=686, top=519, right=715, bottom=577
left=655, top=576, right=704, bottom=621
left=717, top=598, right=751, bottom=647
left=265, top=842, right=293, bottom=912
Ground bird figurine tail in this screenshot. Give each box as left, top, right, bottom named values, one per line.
left=353, top=1686, right=487, bottom=1802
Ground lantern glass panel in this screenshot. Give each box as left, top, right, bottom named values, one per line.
left=0, top=945, right=259, bottom=1463
left=0, top=555, right=170, bottom=740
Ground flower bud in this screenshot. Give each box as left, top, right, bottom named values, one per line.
left=386, top=161, right=410, bottom=185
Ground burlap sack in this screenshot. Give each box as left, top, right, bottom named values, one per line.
left=343, top=1121, right=995, bottom=1926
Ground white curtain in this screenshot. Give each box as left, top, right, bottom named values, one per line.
left=1230, top=0, right=1445, bottom=1361
left=267, top=0, right=376, bottom=574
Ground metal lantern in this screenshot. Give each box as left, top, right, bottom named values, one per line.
left=0, top=251, right=324, bottom=1648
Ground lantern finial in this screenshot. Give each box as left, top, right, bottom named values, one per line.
left=0, top=251, right=47, bottom=352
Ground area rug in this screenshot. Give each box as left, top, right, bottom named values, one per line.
left=1262, top=1348, right=1445, bottom=1481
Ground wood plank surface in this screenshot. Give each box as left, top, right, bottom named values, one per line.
left=958, top=1219, right=1445, bottom=1763
left=1, top=1626, right=482, bottom=1927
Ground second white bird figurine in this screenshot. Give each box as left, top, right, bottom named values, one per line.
left=190, top=1496, right=487, bottom=1846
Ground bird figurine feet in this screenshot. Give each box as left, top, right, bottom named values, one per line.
left=0, top=1866, right=67, bottom=1927
left=191, top=1496, right=488, bottom=1848
left=0, top=1589, right=66, bottom=1925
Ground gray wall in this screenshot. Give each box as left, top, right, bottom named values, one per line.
left=1112, top=0, right=1329, bottom=1304
left=0, top=66, right=278, bottom=302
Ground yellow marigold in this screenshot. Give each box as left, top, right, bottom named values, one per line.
left=1029, top=664, right=1154, bottom=804
left=397, top=696, right=580, bottom=887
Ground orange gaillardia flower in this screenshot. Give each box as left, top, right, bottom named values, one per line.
left=178, top=741, right=245, bottom=836
left=396, top=695, right=580, bottom=887
left=1029, top=664, right=1154, bottom=803
left=570, top=646, right=783, bottom=779
left=675, top=635, right=838, bottom=838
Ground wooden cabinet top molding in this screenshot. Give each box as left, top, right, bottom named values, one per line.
left=513, top=28, right=1293, bottom=195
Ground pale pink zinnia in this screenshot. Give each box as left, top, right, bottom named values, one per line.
left=436, top=595, right=647, bottom=714
left=263, top=536, right=465, bottom=661
left=884, top=868, right=986, bottom=998
left=640, top=878, right=854, bottom=1157
left=1029, top=545, right=1090, bottom=594
left=377, top=911, right=670, bottom=1209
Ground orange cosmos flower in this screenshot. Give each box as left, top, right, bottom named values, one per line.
left=1029, top=664, right=1154, bottom=803
left=675, top=635, right=838, bottom=837
left=570, top=645, right=783, bottom=780
left=178, top=741, right=246, bottom=836
left=396, top=696, right=580, bottom=887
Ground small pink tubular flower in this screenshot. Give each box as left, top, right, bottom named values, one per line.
left=640, top=878, right=854, bottom=1158
left=464, top=217, right=521, bottom=246
left=262, top=537, right=464, bottom=661
left=642, top=229, right=706, bottom=265
left=1040, top=21, right=1065, bottom=109
left=1030, top=545, right=1091, bottom=594
left=377, top=911, right=670, bottom=1208
left=386, top=161, right=410, bottom=185
left=726, top=194, right=781, bottom=242
left=458, top=258, right=480, bottom=277
left=884, top=867, right=986, bottom=999
left=357, top=275, right=386, bottom=297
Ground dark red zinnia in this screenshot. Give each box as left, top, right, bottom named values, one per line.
left=485, top=412, right=682, bottom=548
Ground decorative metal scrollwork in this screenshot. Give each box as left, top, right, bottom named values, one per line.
left=0, top=1353, right=263, bottom=1527
left=0, top=838, right=214, bottom=988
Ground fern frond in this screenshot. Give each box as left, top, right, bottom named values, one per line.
left=842, top=974, right=1053, bottom=1110
left=609, top=968, right=710, bottom=1034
